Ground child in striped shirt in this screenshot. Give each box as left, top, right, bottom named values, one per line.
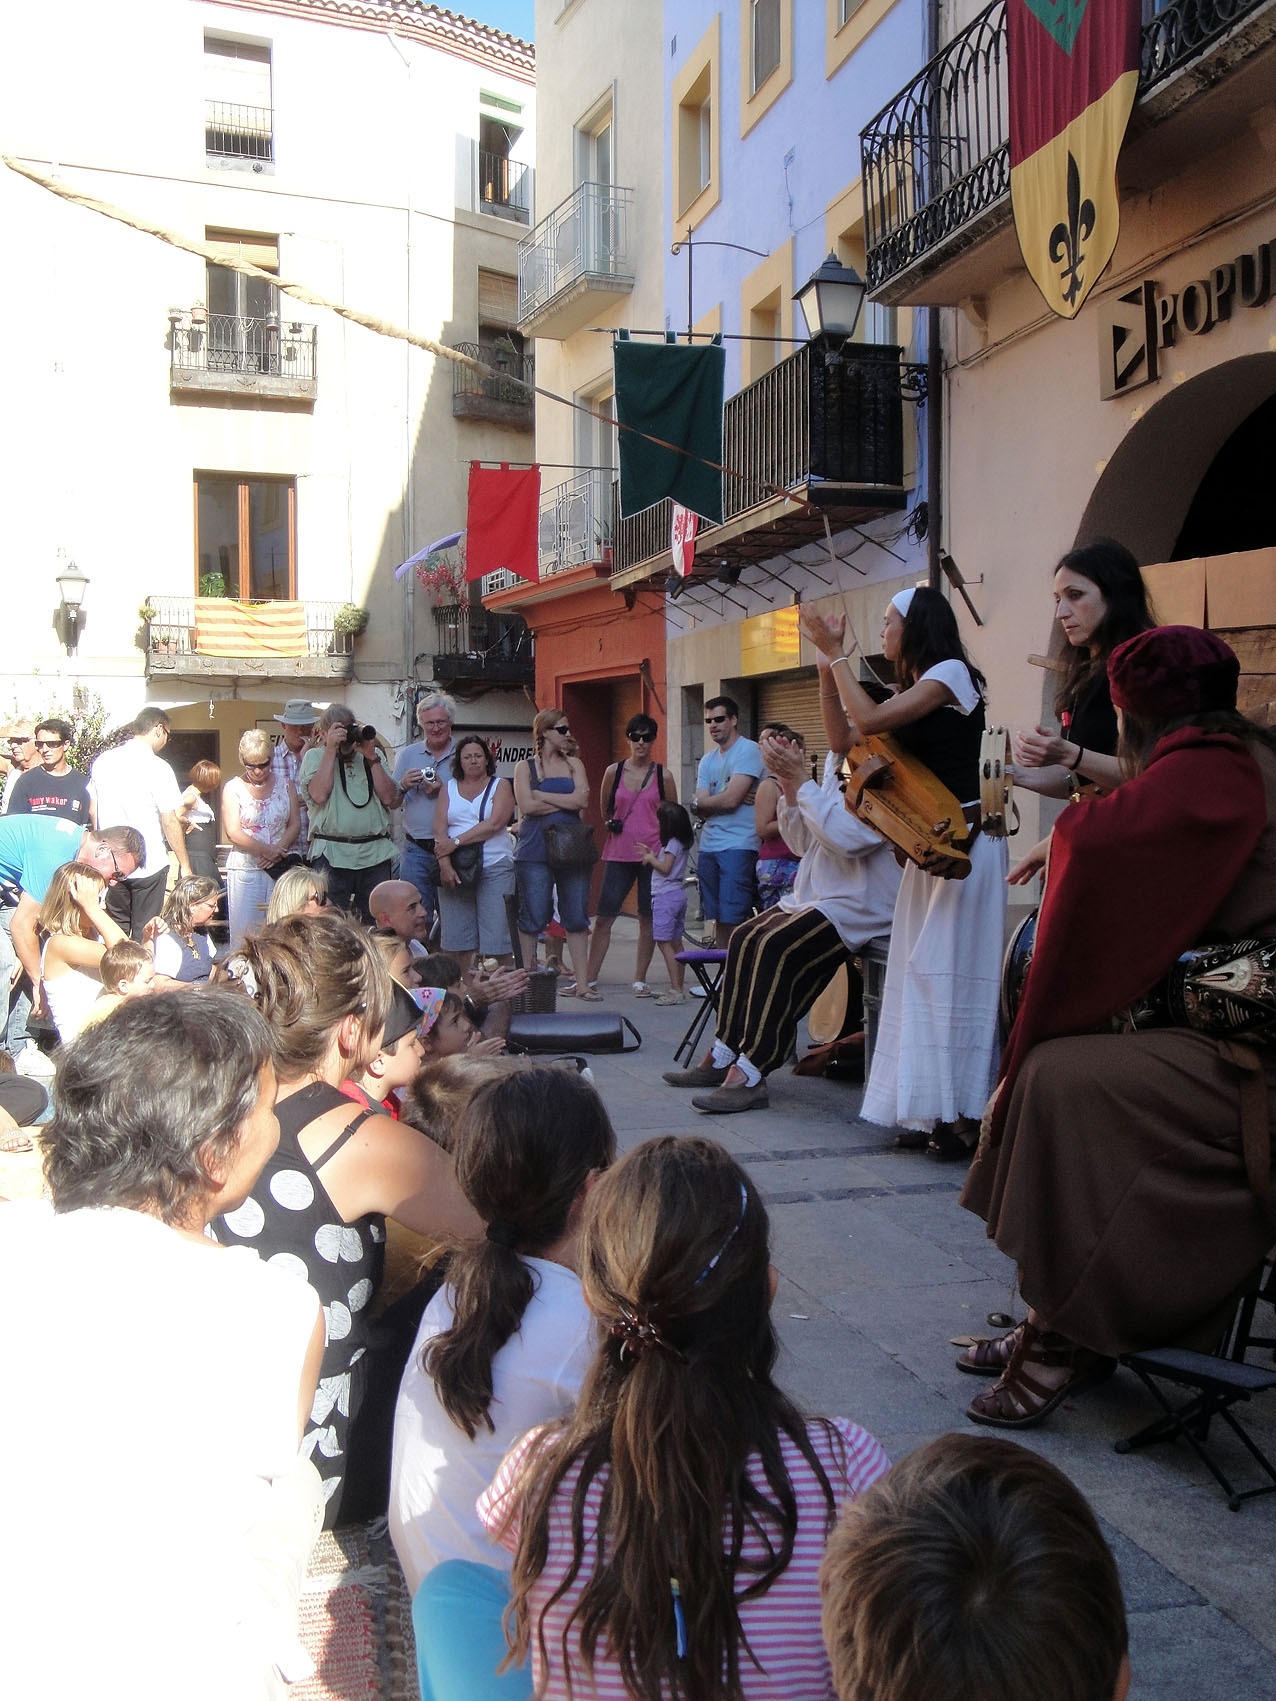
left=479, top=1136, right=888, bottom=1701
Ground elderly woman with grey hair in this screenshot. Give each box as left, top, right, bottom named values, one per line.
left=222, top=728, right=301, bottom=946
left=1, top=991, right=326, bottom=1700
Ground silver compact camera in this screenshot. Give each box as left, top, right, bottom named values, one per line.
left=422, top=765, right=437, bottom=785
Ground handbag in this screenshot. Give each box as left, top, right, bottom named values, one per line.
left=265, top=852, right=307, bottom=882
left=448, top=779, right=497, bottom=889
left=544, top=818, right=599, bottom=871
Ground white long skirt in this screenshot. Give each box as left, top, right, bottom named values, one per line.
left=860, top=829, right=1007, bottom=1132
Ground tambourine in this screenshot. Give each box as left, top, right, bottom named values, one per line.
left=979, top=725, right=1019, bottom=839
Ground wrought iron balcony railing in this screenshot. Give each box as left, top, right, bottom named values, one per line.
left=432, top=604, right=534, bottom=681
left=450, top=341, right=534, bottom=407
left=539, top=471, right=615, bottom=576
left=205, top=100, right=273, bottom=162
left=171, top=312, right=317, bottom=383
left=478, top=149, right=533, bottom=222
left=613, top=341, right=906, bottom=577
left=861, top=0, right=1274, bottom=293
left=517, top=181, right=635, bottom=323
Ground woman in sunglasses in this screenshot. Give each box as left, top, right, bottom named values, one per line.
left=513, top=708, right=594, bottom=995
left=585, top=713, right=678, bottom=998
left=222, top=729, right=300, bottom=946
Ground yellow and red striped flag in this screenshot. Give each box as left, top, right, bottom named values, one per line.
left=1009, top=0, right=1141, bottom=319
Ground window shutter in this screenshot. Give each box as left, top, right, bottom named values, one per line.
left=477, top=269, right=518, bottom=327
left=204, top=37, right=272, bottom=110
left=206, top=229, right=280, bottom=273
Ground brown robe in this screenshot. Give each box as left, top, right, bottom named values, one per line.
left=962, top=742, right=1276, bottom=1357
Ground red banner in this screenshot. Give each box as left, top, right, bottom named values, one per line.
left=465, top=463, right=540, bottom=583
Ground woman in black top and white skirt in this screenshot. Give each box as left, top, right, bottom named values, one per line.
left=803, top=588, right=1007, bottom=1160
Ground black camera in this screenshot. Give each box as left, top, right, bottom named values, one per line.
left=342, top=723, right=376, bottom=749
left=605, top=817, right=624, bottom=835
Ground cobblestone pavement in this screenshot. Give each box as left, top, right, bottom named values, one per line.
left=579, top=939, right=1276, bottom=1700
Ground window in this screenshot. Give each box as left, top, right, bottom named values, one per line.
left=204, top=35, right=272, bottom=165
left=195, top=475, right=295, bottom=600
left=740, top=240, right=795, bottom=384
left=479, top=92, right=529, bottom=219
left=839, top=0, right=865, bottom=21
left=476, top=270, right=527, bottom=396
left=205, top=230, right=279, bottom=373
left=827, top=0, right=896, bottom=79
left=740, top=0, right=791, bottom=135
left=671, top=18, right=721, bottom=230
left=575, top=92, right=615, bottom=188
left=752, top=0, right=782, bottom=91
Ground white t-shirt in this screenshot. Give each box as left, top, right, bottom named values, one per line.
left=90, top=739, right=182, bottom=878
left=0, top=1202, right=320, bottom=1700
left=389, top=1256, right=595, bottom=1596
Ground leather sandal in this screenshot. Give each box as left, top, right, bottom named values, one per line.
left=966, top=1324, right=1116, bottom=1429
left=926, top=1123, right=972, bottom=1163
left=892, top=1129, right=929, bottom=1150
left=956, top=1322, right=1025, bottom=1377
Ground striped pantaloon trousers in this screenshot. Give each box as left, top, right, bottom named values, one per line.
left=715, top=904, right=861, bottom=1078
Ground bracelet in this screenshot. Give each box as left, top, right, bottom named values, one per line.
left=831, top=654, right=852, bottom=672
left=1064, top=743, right=1084, bottom=772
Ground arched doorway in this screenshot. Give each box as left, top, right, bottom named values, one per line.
left=1034, top=354, right=1276, bottom=723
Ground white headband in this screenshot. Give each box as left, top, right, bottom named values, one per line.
left=890, top=588, right=916, bottom=618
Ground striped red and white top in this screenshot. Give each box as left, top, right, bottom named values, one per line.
left=477, top=1417, right=889, bottom=1700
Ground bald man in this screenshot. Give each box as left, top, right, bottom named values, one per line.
left=369, top=879, right=431, bottom=952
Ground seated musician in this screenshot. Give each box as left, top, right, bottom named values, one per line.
left=958, top=627, right=1276, bottom=1428
left=802, top=590, right=1008, bottom=1161
left=662, top=713, right=901, bottom=1115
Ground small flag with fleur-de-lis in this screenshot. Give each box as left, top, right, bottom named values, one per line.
left=1008, top=0, right=1141, bottom=318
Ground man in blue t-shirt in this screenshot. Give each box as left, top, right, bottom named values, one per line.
left=0, top=818, right=143, bottom=1043
left=692, top=696, right=765, bottom=946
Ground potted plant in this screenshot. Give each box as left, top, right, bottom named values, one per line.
left=415, top=553, right=466, bottom=603
left=333, top=602, right=370, bottom=637
left=199, top=571, right=228, bottom=599
left=137, top=600, right=158, bottom=624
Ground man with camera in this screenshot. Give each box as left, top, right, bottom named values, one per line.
left=391, top=691, right=458, bottom=929
left=299, top=703, right=400, bottom=923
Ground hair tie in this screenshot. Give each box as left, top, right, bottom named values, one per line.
left=223, top=955, right=260, bottom=1001
left=485, top=1220, right=520, bottom=1250
left=611, top=1303, right=680, bottom=1364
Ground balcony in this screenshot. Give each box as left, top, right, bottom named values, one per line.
left=611, top=341, right=908, bottom=588
left=205, top=100, right=273, bottom=166
left=861, top=0, right=1276, bottom=305
left=450, top=340, right=534, bottom=430
left=517, top=181, right=635, bottom=339
left=478, top=149, right=533, bottom=223
left=432, top=604, right=534, bottom=687
left=143, top=597, right=353, bottom=681
left=170, top=311, right=317, bottom=402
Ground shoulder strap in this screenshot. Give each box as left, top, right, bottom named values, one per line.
left=477, top=777, right=497, bottom=821
left=314, top=1104, right=378, bottom=1171
left=527, top=758, right=540, bottom=789
left=608, top=762, right=624, bottom=817
left=656, top=762, right=666, bottom=799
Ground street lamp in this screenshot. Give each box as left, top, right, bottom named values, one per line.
left=54, top=562, right=89, bottom=656
left=793, top=252, right=867, bottom=343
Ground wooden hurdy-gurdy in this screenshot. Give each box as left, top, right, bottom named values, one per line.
left=839, top=732, right=972, bottom=880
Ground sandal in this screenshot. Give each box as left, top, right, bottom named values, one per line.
left=966, top=1325, right=1116, bottom=1429
left=0, top=1130, right=35, bottom=1154
left=632, top=982, right=655, bottom=997
left=892, top=1129, right=929, bottom=1150
left=927, top=1123, right=973, bottom=1163
left=956, top=1322, right=1025, bottom=1377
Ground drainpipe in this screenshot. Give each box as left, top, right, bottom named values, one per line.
left=926, top=0, right=943, bottom=592
left=387, top=28, right=416, bottom=700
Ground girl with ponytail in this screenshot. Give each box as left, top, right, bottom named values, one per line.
left=390, top=1068, right=615, bottom=1696
left=479, top=1136, right=888, bottom=1701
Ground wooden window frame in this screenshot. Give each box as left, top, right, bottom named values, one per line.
left=193, top=473, right=297, bottom=600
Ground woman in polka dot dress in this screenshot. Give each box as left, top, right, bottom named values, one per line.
left=212, top=914, right=481, bottom=1527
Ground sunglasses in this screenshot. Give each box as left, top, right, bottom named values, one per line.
left=628, top=732, right=654, bottom=743
left=552, top=724, right=571, bottom=735
left=306, top=892, right=329, bottom=907
left=704, top=715, right=729, bottom=725
left=8, top=736, right=32, bottom=747
left=243, top=761, right=271, bottom=772
left=34, top=739, right=64, bottom=751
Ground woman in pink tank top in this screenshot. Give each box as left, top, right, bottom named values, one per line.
left=583, top=714, right=677, bottom=996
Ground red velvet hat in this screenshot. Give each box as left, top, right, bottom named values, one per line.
left=1108, top=626, right=1240, bottom=718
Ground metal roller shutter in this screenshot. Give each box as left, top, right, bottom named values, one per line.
left=757, top=668, right=827, bottom=770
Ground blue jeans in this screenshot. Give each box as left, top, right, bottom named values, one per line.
left=412, top=1562, right=531, bottom=1701
left=0, top=908, right=31, bottom=1053
left=401, top=836, right=441, bottom=921
left=515, top=859, right=591, bottom=936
